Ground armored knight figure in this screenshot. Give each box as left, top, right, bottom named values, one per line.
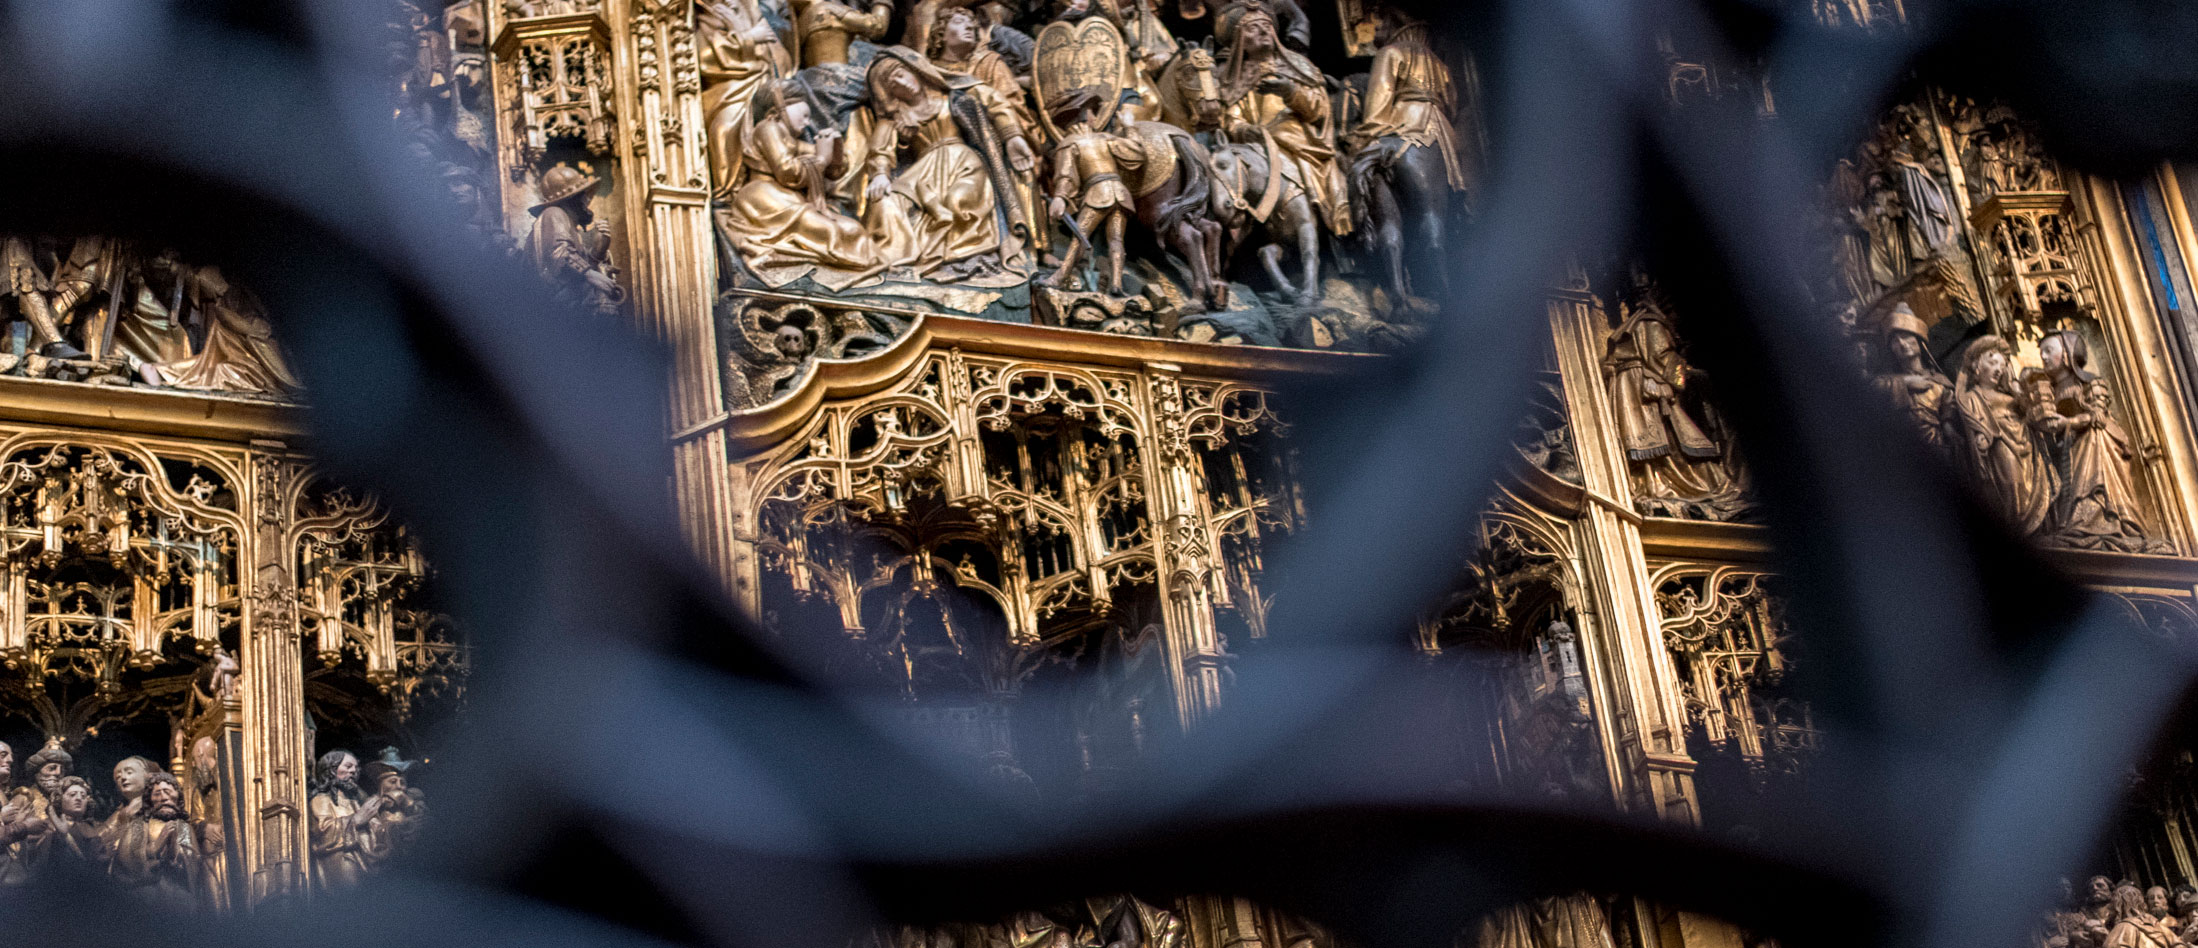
left=527, top=165, right=626, bottom=315
left=1042, top=89, right=1140, bottom=295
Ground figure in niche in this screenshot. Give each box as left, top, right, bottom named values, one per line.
left=1345, top=8, right=1466, bottom=305
left=2032, top=330, right=2162, bottom=552
left=719, top=78, right=893, bottom=288
left=1604, top=291, right=1747, bottom=520
left=108, top=772, right=202, bottom=911
left=20, top=776, right=106, bottom=883
left=700, top=0, right=796, bottom=199
left=2106, top=883, right=2177, bottom=948
left=861, top=47, right=1037, bottom=279
left=307, top=749, right=378, bottom=890
left=1942, top=336, right=2057, bottom=537
left=1869, top=303, right=1951, bottom=448
left=360, top=758, right=428, bottom=870
left=527, top=165, right=626, bottom=316
left=1216, top=3, right=1347, bottom=236
left=1042, top=90, right=1140, bottom=296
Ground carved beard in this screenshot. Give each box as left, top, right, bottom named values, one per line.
left=327, top=777, right=362, bottom=802
left=148, top=800, right=185, bottom=822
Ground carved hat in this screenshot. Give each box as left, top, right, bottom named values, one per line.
left=530, top=165, right=600, bottom=214
left=24, top=742, right=70, bottom=776
left=1214, top=0, right=1274, bottom=49
left=360, top=760, right=405, bottom=791
left=1881, top=302, right=1929, bottom=340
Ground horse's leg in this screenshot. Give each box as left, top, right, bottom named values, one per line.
left=1199, top=220, right=1227, bottom=308
left=1402, top=146, right=1452, bottom=300
left=1258, top=243, right=1292, bottom=296
left=1290, top=197, right=1321, bottom=301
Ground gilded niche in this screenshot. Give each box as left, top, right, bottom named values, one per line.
left=704, top=0, right=1480, bottom=407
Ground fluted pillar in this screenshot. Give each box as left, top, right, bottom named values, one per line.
left=239, top=444, right=308, bottom=905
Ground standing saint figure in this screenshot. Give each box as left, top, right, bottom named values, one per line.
left=307, top=749, right=380, bottom=891
left=108, top=772, right=202, bottom=911
left=527, top=165, right=625, bottom=316
left=719, top=78, right=892, bottom=288
left=1604, top=298, right=1741, bottom=517
left=2032, top=329, right=2158, bottom=551
left=21, top=776, right=105, bottom=884
left=860, top=46, right=1036, bottom=278
left=1870, top=303, right=1951, bottom=448
left=1942, top=335, right=2057, bottom=537
left=1216, top=4, right=1348, bottom=235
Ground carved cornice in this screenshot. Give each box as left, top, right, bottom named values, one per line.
left=1637, top=515, right=2198, bottom=594
left=703, top=315, right=1381, bottom=455
left=0, top=376, right=306, bottom=444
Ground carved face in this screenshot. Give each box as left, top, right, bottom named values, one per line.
left=378, top=772, right=407, bottom=797
left=0, top=742, right=13, bottom=779
left=1241, top=16, right=1277, bottom=54
left=34, top=762, right=63, bottom=793
left=776, top=325, right=814, bottom=359
left=2091, top=876, right=2115, bottom=904
left=333, top=753, right=360, bottom=784
left=113, top=758, right=149, bottom=797
left=146, top=779, right=182, bottom=819
left=2149, top=888, right=2171, bottom=915
left=1889, top=332, right=1921, bottom=361
left=56, top=782, right=89, bottom=818
left=2039, top=334, right=2066, bottom=372
left=1979, top=348, right=2008, bottom=386
left=877, top=61, right=923, bottom=105
left=781, top=100, right=813, bottom=134
left=940, top=9, right=978, bottom=55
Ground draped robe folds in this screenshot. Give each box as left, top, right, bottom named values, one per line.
left=149, top=267, right=300, bottom=396
left=308, top=791, right=370, bottom=890
left=1222, top=48, right=1349, bottom=233
left=108, top=815, right=202, bottom=911
left=1347, top=30, right=1466, bottom=191
left=2107, top=916, right=2178, bottom=948
left=864, top=83, right=1025, bottom=276
left=1873, top=364, right=1952, bottom=447
left=700, top=0, right=794, bottom=198
left=2044, top=377, right=2155, bottom=550
left=1945, top=377, right=2057, bottom=537
left=1604, top=314, right=1730, bottom=504
left=720, top=119, right=891, bottom=289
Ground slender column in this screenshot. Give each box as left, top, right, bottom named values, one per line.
left=1143, top=365, right=1226, bottom=726
left=240, top=444, right=308, bottom=905
left=623, top=0, right=750, bottom=602
left=1545, top=294, right=1702, bottom=823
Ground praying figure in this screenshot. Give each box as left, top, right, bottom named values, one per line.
left=308, top=749, right=379, bottom=890
left=108, top=772, right=203, bottom=911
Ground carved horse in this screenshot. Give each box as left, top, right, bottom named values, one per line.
left=1155, top=44, right=1225, bottom=133
left=1209, top=138, right=1322, bottom=301
left=1349, top=136, right=1455, bottom=304
left=1116, top=119, right=1230, bottom=311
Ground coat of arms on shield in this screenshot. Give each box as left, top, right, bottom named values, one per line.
left=1033, top=17, right=1128, bottom=137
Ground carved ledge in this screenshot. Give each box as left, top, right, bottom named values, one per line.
left=0, top=375, right=306, bottom=443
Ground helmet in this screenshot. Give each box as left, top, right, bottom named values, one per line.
left=530, top=165, right=599, bottom=214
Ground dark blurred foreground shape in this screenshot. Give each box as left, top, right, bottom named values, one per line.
left=2, top=2, right=2198, bottom=948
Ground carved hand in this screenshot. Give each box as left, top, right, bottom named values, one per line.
left=866, top=174, right=890, bottom=203
left=1049, top=196, right=1069, bottom=219
left=1006, top=136, right=1035, bottom=173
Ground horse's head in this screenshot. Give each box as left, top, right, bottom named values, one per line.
left=1172, top=45, right=1225, bottom=131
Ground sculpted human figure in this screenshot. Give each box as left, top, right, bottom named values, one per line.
left=1345, top=9, right=1465, bottom=302
left=1216, top=3, right=1348, bottom=236
left=2, top=237, right=88, bottom=358
left=2031, top=330, right=2156, bottom=551
left=1943, top=336, right=2056, bottom=537
left=1870, top=303, right=1951, bottom=447
left=360, top=760, right=428, bottom=869
left=146, top=263, right=301, bottom=395
left=2106, top=883, right=2177, bottom=948
left=21, top=776, right=104, bottom=883
left=700, top=0, right=796, bottom=198
left=527, top=165, right=626, bottom=315
left=928, top=6, right=1041, bottom=241
left=1042, top=90, right=1141, bottom=296
left=108, top=772, right=201, bottom=909
left=308, top=749, right=379, bottom=890
left=721, top=78, right=892, bottom=287
left=104, top=755, right=159, bottom=834
left=861, top=47, right=1036, bottom=277
left=1604, top=298, right=1739, bottom=515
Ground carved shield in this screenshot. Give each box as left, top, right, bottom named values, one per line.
left=1033, top=17, right=1127, bottom=137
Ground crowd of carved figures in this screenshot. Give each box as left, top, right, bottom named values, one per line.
left=2038, top=877, right=2198, bottom=948
left=684, top=0, right=1475, bottom=401
left=0, top=237, right=298, bottom=397
left=0, top=738, right=428, bottom=903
